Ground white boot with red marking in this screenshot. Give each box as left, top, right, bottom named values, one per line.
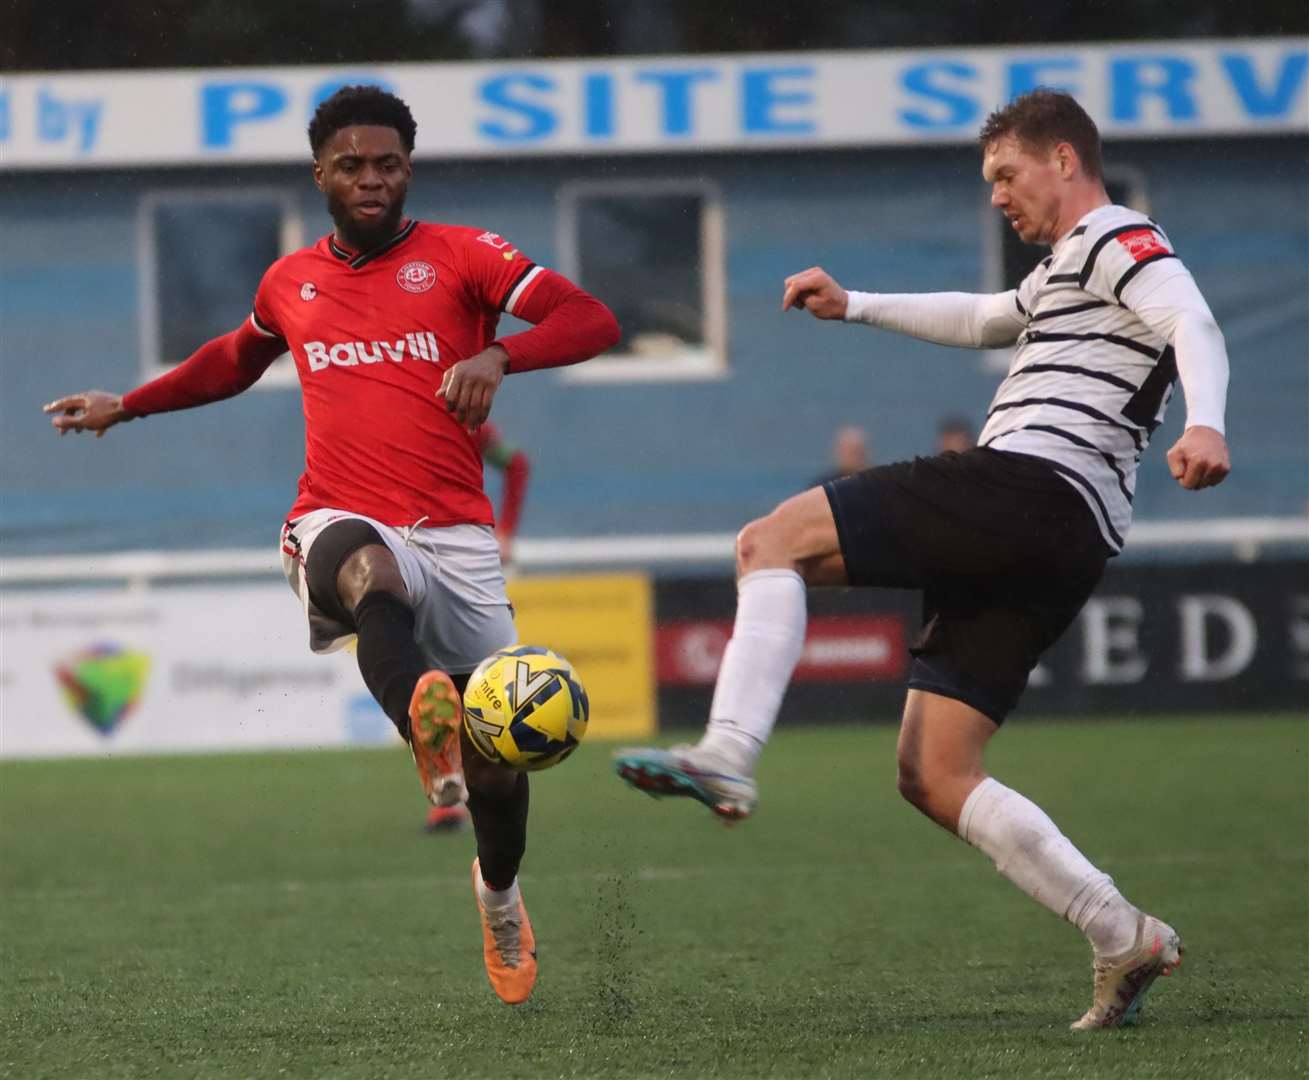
left=1071, top=914, right=1184, bottom=1030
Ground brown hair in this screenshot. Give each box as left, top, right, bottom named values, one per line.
left=978, top=89, right=1103, bottom=179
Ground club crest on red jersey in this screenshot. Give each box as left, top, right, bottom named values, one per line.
left=300, top=282, right=317, bottom=301
left=396, top=260, right=437, bottom=293
left=1116, top=228, right=1170, bottom=262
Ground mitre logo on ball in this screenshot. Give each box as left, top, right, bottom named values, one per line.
left=396, top=261, right=437, bottom=293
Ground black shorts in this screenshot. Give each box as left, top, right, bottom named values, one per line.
left=823, top=448, right=1111, bottom=724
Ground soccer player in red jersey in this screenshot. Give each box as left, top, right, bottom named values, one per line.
left=44, top=85, right=620, bottom=1005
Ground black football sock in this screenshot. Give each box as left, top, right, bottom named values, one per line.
left=352, top=590, right=428, bottom=742
left=468, top=772, right=530, bottom=890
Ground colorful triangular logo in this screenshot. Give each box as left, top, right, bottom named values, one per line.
left=54, top=644, right=151, bottom=736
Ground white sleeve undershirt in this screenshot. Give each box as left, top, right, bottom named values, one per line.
left=844, top=278, right=1228, bottom=434
left=843, top=290, right=1025, bottom=349
left=1120, top=268, right=1229, bottom=434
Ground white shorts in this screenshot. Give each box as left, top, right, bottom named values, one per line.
left=280, top=509, right=516, bottom=674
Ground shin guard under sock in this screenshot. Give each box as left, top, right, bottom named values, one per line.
left=468, top=773, right=530, bottom=890
left=352, top=590, right=428, bottom=742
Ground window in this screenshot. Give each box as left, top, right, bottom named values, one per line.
left=139, top=190, right=302, bottom=385
left=556, top=179, right=726, bottom=382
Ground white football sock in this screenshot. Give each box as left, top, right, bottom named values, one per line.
left=958, top=777, right=1140, bottom=955
left=477, top=875, right=520, bottom=912
left=698, top=569, right=807, bottom=773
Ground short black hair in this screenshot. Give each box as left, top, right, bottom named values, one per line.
left=308, top=85, right=417, bottom=157
left=978, top=89, right=1103, bottom=180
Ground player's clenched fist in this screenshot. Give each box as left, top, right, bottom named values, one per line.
left=781, top=267, right=850, bottom=320
left=438, top=345, right=509, bottom=432
left=43, top=391, right=133, bottom=437
left=1166, top=425, right=1231, bottom=490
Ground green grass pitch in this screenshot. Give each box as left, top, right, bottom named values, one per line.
left=2, top=715, right=1306, bottom=1079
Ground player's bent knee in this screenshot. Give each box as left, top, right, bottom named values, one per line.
left=303, top=519, right=395, bottom=626
left=734, top=518, right=766, bottom=573
left=895, top=746, right=954, bottom=821
left=896, top=754, right=930, bottom=811
left=735, top=512, right=792, bottom=575
left=338, top=545, right=408, bottom=607
left=737, top=488, right=841, bottom=579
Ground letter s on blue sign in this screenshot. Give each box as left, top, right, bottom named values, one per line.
left=478, top=74, right=558, bottom=142
left=898, top=62, right=980, bottom=129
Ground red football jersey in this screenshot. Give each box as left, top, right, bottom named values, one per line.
left=250, top=221, right=546, bottom=527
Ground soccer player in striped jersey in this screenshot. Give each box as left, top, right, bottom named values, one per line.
left=45, top=85, right=620, bottom=1005
left=615, top=89, right=1229, bottom=1029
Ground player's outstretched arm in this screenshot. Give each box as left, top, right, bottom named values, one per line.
left=783, top=265, right=1024, bottom=349
left=44, top=391, right=133, bottom=437
left=46, top=320, right=286, bottom=438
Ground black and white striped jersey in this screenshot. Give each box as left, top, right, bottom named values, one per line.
left=978, top=204, right=1197, bottom=552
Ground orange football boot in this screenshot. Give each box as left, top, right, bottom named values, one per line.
left=471, top=858, right=537, bottom=1004
left=407, top=671, right=467, bottom=807
left=423, top=804, right=471, bottom=832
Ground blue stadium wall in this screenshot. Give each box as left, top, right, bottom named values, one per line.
left=2, top=138, right=1305, bottom=556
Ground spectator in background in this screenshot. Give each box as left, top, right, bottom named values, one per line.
left=478, top=421, right=531, bottom=569
left=937, top=416, right=976, bottom=454
left=814, top=425, right=872, bottom=487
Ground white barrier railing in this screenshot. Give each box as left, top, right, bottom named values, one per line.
left=1, top=517, right=1305, bottom=587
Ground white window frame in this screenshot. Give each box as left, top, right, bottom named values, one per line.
left=555, top=178, right=727, bottom=383
left=138, top=188, right=303, bottom=387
